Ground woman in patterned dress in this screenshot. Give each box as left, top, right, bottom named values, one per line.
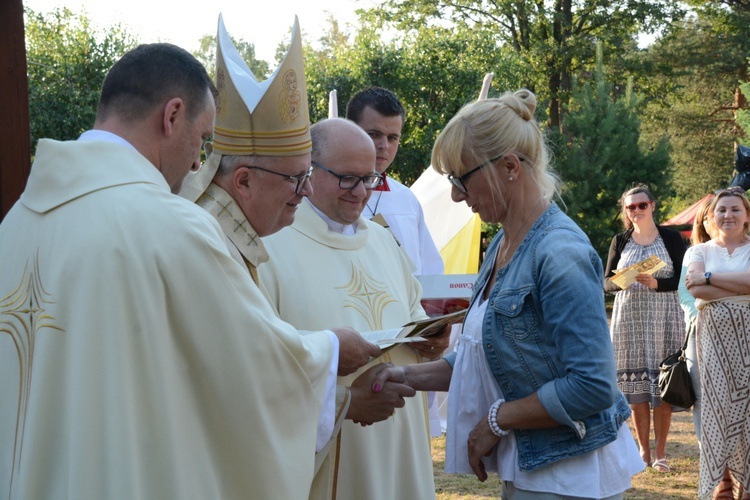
left=686, top=187, right=750, bottom=500
left=604, top=184, right=686, bottom=472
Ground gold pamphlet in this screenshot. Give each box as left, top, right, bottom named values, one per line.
left=611, top=255, right=666, bottom=289
left=362, top=309, right=467, bottom=351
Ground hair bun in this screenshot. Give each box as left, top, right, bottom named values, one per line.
left=504, top=89, right=536, bottom=121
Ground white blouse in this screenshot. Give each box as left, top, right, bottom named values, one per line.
left=445, top=284, right=643, bottom=497
left=688, top=240, right=750, bottom=308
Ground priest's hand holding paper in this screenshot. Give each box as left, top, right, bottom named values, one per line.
left=331, top=327, right=381, bottom=376
left=347, top=363, right=416, bottom=426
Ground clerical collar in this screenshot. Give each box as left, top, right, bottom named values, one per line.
left=78, top=130, right=137, bottom=152
left=306, top=199, right=359, bottom=235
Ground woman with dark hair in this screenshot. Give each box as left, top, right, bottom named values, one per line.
left=686, top=187, right=750, bottom=499
left=604, top=184, right=686, bottom=472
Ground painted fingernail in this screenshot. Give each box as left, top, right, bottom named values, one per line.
left=373, top=384, right=381, bottom=392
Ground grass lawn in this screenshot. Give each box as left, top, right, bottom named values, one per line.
left=432, top=410, right=700, bottom=499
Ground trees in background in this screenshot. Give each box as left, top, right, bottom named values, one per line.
left=554, top=44, right=671, bottom=259
left=371, top=0, right=682, bottom=130
left=22, top=2, right=750, bottom=234
left=635, top=0, right=750, bottom=207
left=305, top=18, right=529, bottom=183
left=25, top=8, right=135, bottom=149
left=193, top=34, right=269, bottom=81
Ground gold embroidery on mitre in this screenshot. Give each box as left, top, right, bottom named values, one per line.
left=216, top=68, right=228, bottom=122
left=335, top=259, right=397, bottom=330
left=279, top=69, right=301, bottom=124
left=1, top=251, right=63, bottom=493
left=211, top=14, right=311, bottom=157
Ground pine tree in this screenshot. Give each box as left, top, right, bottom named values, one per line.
left=553, top=43, right=671, bottom=260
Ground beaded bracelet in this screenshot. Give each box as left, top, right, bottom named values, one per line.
left=487, top=398, right=510, bottom=437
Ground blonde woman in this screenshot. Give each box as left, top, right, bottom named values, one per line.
left=686, top=187, right=750, bottom=500
left=374, top=89, right=643, bottom=499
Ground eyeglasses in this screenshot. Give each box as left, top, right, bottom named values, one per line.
left=312, top=161, right=382, bottom=190
left=242, top=164, right=313, bottom=194
left=715, top=186, right=746, bottom=196
left=625, top=202, right=651, bottom=212
left=447, top=156, right=503, bottom=194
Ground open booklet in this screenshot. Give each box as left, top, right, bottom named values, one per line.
left=611, top=255, right=666, bottom=289
left=362, top=308, right=467, bottom=351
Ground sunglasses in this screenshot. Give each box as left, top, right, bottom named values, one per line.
left=625, top=202, right=651, bottom=212
left=715, top=186, right=746, bottom=196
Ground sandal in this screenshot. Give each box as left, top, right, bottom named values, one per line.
left=652, top=458, right=670, bottom=473
left=713, top=475, right=734, bottom=499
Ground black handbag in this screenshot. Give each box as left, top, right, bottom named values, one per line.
left=658, top=328, right=696, bottom=408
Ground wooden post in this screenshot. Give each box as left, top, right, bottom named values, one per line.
left=0, top=0, right=31, bottom=221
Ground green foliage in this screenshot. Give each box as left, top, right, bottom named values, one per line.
left=738, top=80, right=750, bottom=141
left=371, top=0, right=682, bottom=128
left=193, top=34, right=270, bottom=80
left=25, top=8, right=137, bottom=149
left=636, top=4, right=750, bottom=205
left=554, top=45, right=672, bottom=261
left=305, top=18, right=530, bottom=184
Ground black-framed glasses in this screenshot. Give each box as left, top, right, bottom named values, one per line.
left=625, top=202, right=651, bottom=212
left=312, top=161, right=382, bottom=190
left=243, top=164, right=313, bottom=194
left=447, top=156, right=503, bottom=194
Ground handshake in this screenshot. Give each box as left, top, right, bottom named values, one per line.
left=332, top=323, right=451, bottom=425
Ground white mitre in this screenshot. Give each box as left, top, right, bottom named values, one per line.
left=180, top=14, right=311, bottom=202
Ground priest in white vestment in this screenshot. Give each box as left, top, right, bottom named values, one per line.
left=178, top=18, right=407, bottom=500
left=0, top=41, right=369, bottom=500
left=346, top=87, right=448, bottom=437
left=260, top=118, right=445, bottom=500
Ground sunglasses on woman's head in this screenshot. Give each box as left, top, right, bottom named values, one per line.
left=625, top=202, right=651, bottom=212
left=714, top=186, right=746, bottom=196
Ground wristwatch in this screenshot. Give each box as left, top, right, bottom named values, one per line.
left=704, top=272, right=712, bottom=285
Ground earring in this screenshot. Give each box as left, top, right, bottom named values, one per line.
left=507, top=177, right=513, bottom=181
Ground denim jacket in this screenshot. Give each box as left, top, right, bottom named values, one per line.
left=449, top=203, right=630, bottom=471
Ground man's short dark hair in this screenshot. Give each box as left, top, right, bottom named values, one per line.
left=346, top=87, right=405, bottom=123
left=97, top=43, right=217, bottom=123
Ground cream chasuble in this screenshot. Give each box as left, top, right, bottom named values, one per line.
left=0, top=139, right=333, bottom=499
left=196, top=182, right=269, bottom=287
left=260, top=201, right=436, bottom=500
left=195, top=182, right=349, bottom=484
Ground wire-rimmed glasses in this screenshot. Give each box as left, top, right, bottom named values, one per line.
left=243, top=164, right=313, bottom=194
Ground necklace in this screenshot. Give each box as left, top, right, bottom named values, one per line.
left=495, top=199, right=550, bottom=268
left=367, top=190, right=384, bottom=218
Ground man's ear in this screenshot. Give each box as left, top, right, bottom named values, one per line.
left=162, top=97, right=184, bottom=137
left=233, top=165, right=252, bottom=198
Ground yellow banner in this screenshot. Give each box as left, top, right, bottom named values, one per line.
left=440, top=214, right=481, bottom=274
